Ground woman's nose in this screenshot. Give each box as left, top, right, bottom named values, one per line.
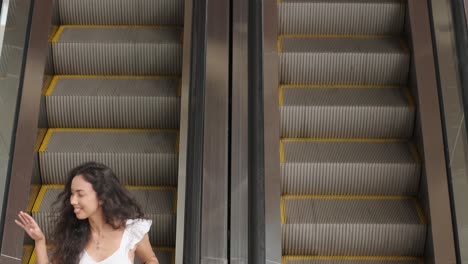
left=70, top=195, right=77, bottom=205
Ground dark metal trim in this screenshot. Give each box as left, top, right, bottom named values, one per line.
left=248, top=0, right=266, bottom=263
left=0, top=0, right=53, bottom=261
left=180, top=0, right=207, bottom=263
left=407, top=1, right=457, bottom=263
left=174, top=0, right=196, bottom=262
left=262, top=0, right=282, bottom=263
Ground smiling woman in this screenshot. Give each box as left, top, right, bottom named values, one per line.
left=15, top=162, right=159, bottom=264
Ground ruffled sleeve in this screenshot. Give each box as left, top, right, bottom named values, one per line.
left=125, top=219, right=152, bottom=251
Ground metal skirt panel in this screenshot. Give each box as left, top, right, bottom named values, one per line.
left=283, top=258, right=421, bottom=264
left=52, top=43, right=183, bottom=75
left=282, top=223, right=426, bottom=256
left=47, top=96, right=180, bottom=129
left=281, top=106, right=415, bottom=138
left=279, top=53, right=409, bottom=85
left=39, top=153, right=178, bottom=185
left=279, top=1, right=405, bottom=35
left=281, top=163, right=420, bottom=196
left=58, top=0, right=184, bottom=25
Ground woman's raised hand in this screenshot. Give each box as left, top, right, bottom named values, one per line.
left=15, top=211, right=45, bottom=241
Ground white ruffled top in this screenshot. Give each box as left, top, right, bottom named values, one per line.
left=79, top=219, right=152, bottom=264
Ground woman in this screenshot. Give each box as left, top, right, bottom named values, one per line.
left=16, top=162, right=159, bottom=264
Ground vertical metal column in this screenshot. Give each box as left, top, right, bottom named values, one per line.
left=201, top=0, right=230, bottom=263
left=231, top=0, right=249, bottom=262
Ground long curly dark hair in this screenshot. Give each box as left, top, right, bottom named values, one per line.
left=51, top=162, right=144, bottom=264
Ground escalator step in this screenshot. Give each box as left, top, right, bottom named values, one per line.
left=58, top=0, right=184, bottom=25
left=283, top=256, right=422, bottom=264
left=28, top=246, right=174, bottom=264
left=39, top=129, right=179, bottom=185
left=51, top=26, right=183, bottom=75
left=32, top=185, right=177, bottom=246
left=281, top=140, right=420, bottom=195
left=282, top=196, right=426, bottom=256
left=279, top=0, right=405, bottom=35
left=23, top=245, right=33, bottom=264
left=280, top=87, right=415, bottom=138
left=279, top=37, right=409, bottom=85
left=46, top=76, right=181, bottom=129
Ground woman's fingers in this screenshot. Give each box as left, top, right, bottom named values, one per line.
left=18, top=212, right=30, bottom=226
left=14, top=219, right=26, bottom=230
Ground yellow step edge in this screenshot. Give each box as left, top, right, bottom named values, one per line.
left=280, top=140, right=285, bottom=163
left=282, top=255, right=422, bottom=262
left=45, top=75, right=181, bottom=97
left=23, top=245, right=34, bottom=264
left=404, top=87, right=416, bottom=108
left=281, top=138, right=405, bottom=143
left=413, top=198, right=427, bottom=225
left=51, top=25, right=183, bottom=43
left=409, top=143, right=422, bottom=164
left=26, top=185, right=41, bottom=213
left=280, top=84, right=402, bottom=89
left=278, top=36, right=283, bottom=53
left=279, top=86, right=284, bottom=106
left=280, top=196, right=286, bottom=224
left=31, top=186, right=50, bottom=213
left=282, top=194, right=412, bottom=200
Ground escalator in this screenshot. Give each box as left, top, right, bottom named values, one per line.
left=23, top=1, right=183, bottom=263
left=277, top=1, right=427, bottom=263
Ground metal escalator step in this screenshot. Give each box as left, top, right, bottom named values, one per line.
left=58, top=0, right=184, bottom=25
left=282, top=196, right=426, bottom=256
left=279, top=0, right=405, bottom=35
left=39, top=129, right=179, bottom=185
left=32, top=185, right=177, bottom=246
left=281, top=140, right=420, bottom=195
left=279, top=37, right=409, bottom=85
left=46, top=76, right=181, bottom=128
left=283, top=256, right=422, bottom=264
left=280, top=87, right=415, bottom=138
left=52, top=26, right=183, bottom=75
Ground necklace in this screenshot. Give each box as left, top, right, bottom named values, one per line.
left=92, top=233, right=101, bottom=251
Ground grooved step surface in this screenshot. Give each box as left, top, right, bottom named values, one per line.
left=58, top=0, right=184, bottom=25
left=33, top=186, right=177, bottom=246
left=281, top=141, right=420, bottom=195
left=39, top=130, right=178, bottom=185
left=281, top=37, right=403, bottom=53
left=283, top=257, right=422, bottom=264
left=56, top=27, right=181, bottom=43
left=52, top=27, right=183, bottom=75
left=279, top=37, right=409, bottom=85
left=280, top=87, right=415, bottom=138
left=282, top=197, right=426, bottom=256
left=279, top=0, right=405, bottom=35
left=46, top=77, right=180, bottom=128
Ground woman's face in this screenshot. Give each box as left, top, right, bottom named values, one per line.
left=70, top=175, right=102, bottom=219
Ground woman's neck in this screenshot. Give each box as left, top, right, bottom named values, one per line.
left=88, top=212, right=110, bottom=235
